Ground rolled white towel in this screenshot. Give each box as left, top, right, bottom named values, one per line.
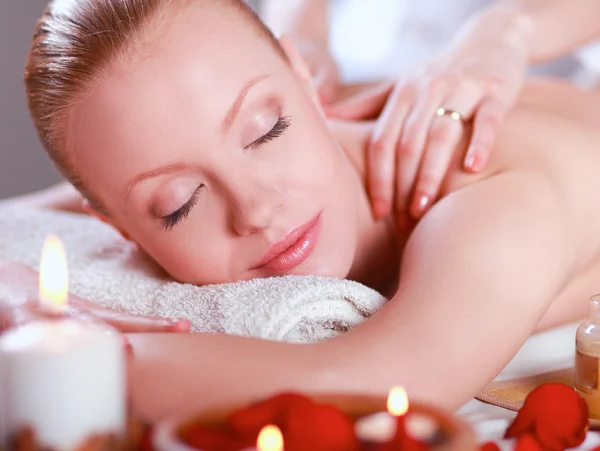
left=0, top=206, right=387, bottom=343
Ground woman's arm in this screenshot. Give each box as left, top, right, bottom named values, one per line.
left=0, top=182, right=86, bottom=214
left=128, top=169, right=587, bottom=421
left=324, top=170, right=585, bottom=408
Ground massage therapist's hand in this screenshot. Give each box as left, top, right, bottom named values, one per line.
left=0, top=261, right=190, bottom=333
left=292, top=37, right=340, bottom=105
left=326, top=17, right=530, bottom=226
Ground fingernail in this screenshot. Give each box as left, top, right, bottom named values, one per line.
left=122, top=336, right=132, bottom=351
left=173, top=319, right=191, bottom=332
left=465, top=152, right=482, bottom=172
left=411, top=193, right=431, bottom=219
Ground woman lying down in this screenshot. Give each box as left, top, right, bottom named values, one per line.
left=2, top=0, right=600, bottom=422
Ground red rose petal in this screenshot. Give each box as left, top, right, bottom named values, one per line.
left=479, top=441, right=500, bottom=451
left=227, top=392, right=314, bottom=434
left=504, top=383, right=589, bottom=451
left=284, top=403, right=358, bottom=451
left=514, top=434, right=544, bottom=451
left=181, top=424, right=242, bottom=451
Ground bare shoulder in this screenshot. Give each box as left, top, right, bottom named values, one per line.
left=442, top=80, right=600, bottom=262
left=444, top=80, right=600, bottom=192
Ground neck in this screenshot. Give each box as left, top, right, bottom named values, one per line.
left=329, top=119, right=403, bottom=297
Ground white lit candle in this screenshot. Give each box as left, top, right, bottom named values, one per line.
left=355, top=386, right=408, bottom=443
left=0, top=235, right=126, bottom=450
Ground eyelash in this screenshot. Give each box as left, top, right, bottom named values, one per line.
left=246, top=116, right=291, bottom=149
left=162, top=186, right=202, bottom=231
left=161, top=116, right=292, bottom=231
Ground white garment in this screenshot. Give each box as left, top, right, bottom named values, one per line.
left=328, top=0, right=599, bottom=84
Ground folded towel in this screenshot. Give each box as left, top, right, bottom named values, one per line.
left=0, top=206, right=387, bottom=342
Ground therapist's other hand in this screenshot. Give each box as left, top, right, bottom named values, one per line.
left=326, top=27, right=529, bottom=225
left=292, top=38, right=340, bottom=105
left=0, top=261, right=190, bottom=333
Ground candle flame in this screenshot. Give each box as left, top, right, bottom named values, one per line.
left=257, top=424, right=283, bottom=451
left=39, top=235, right=69, bottom=312
left=387, top=386, right=408, bottom=416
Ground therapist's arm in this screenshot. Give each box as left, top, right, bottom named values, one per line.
left=260, top=0, right=339, bottom=103
left=469, top=0, right=600, bottom=63
left=260, top=0, right=329, bottom=45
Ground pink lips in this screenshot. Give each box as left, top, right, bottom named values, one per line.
left=253, top=212, right=322, bottom=273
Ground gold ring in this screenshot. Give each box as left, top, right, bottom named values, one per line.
left=436, top=107, right=464, bottom=122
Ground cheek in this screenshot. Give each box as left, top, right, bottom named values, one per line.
left=121, top=205, right=247, bottom=285
left=137, top=231, right=231, bottom=284
left=282, top=106, right=346, bottom=187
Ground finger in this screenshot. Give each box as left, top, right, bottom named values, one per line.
left=2, top=304, right=39, bottom=329
left=85, top=306, right=191, bottom=333
left=409, top=83, right=483, bottom=218
left=367, top=82, right=416, bottom=219
left=393, top=78, right=449, bottom=221
left=324, top=80, right=395, bottom=120
left=69, top=295, right=190, bottom=333
left=464, top=97, right=509, bottom=172
left=409, top=118, right=463, bottom=219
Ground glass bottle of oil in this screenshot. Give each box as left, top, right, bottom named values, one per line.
left=575, top=294, right=600, bottom=418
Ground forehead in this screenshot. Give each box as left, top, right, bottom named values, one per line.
left=68, top=2, right=286, bottom=197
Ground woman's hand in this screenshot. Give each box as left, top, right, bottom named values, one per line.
left=0, top=261, right=190, bottom=333
left=325, top=12, right=531, bottom=226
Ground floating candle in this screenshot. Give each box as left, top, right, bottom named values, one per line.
left=0, top=235, right=126, bottom=450
left=405, top=412, right=439, bottom=443
left=355, top=411, right=397, bottom=443
left=355, top=386, right=409, bottom=444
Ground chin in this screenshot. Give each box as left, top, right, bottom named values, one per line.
left=298, top=249, right=355, bottom=280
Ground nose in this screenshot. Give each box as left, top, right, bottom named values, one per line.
left=229, top=178, right=283, bottom=236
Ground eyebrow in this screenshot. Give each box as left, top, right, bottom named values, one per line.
left=124, top=162, right=188, bottom=199
left=221, top=74, right=270, bottom=134
left=124, top=74, right=269, bottom=199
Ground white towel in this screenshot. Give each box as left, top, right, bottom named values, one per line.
left=0, top=206, right=387, bottom=343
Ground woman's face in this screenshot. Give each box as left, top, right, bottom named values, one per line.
left=67, top=3, right=361, bottom=285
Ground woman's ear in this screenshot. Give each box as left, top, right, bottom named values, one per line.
left=278, top=36, right=325, bottom=118
left=81, top=199, right=133, bottom=242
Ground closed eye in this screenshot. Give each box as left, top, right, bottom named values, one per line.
left=161, top=185, right=203, bottom=231
left=246, top=116, right=291, bottom=149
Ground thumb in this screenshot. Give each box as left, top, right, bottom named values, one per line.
left=313, top=68, right=339, bottom=106
left=325, top=80, right=394, bottom=120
